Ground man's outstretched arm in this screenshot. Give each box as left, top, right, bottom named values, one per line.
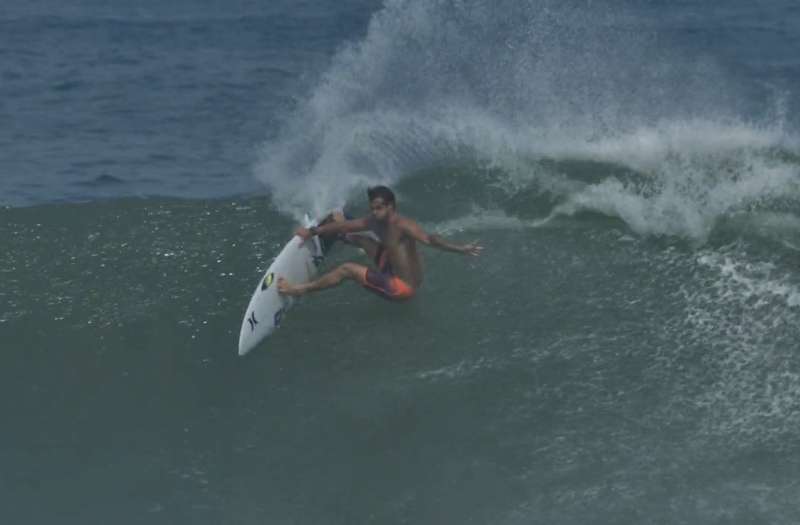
left=401, top=219, right=483, bottom=256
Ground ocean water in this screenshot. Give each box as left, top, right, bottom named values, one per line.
left=1, top=0, right=799, bottom=524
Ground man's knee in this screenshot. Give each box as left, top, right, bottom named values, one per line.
left=338, top=262, right=363, bottom=279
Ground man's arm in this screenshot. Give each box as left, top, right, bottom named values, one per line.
left=400, top=219, right=483, bottom=256
left=298, top=215, right=371, bottom=239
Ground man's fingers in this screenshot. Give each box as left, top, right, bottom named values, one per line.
left=468, top=245, right=483, bottom=256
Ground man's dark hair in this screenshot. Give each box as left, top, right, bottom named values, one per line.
left=367, top=185, right=395, bottom=206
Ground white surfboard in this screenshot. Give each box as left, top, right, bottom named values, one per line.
left=238, top=212, right=338, bottom=356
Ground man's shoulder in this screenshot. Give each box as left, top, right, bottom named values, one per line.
left=394, top=214, right=418, bottom=227
left=393, top=215, right=424, bottom=239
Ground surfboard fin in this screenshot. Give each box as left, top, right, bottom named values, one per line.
left=315, top=212, right=338, bottom=255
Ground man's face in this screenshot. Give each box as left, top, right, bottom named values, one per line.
left=370, top=197, right=392, bottom=221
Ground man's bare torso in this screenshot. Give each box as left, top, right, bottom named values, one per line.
left=366, top=214, right=424, bottom=289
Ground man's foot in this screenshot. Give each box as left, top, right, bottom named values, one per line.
left=276, top=276, right=305, bottom=298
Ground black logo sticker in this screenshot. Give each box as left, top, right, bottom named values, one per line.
left=274, top=306, right=287, bottom=327
left=247, top=311, right=258, bottom=331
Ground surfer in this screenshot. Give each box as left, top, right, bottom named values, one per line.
left=276, top=185, right=482, bottom=302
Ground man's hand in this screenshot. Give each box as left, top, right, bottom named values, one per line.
left=295, top=227, right=314, bottom=246
left=461, top=240, right=483, bottom=257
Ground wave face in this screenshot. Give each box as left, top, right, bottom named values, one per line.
left=2, top=188, right=799, bottom=523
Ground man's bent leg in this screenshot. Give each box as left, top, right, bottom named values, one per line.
left=344, top=234, right=380, bottom=258
left=325, top=208, right=382, bottom=258
left=277, top=262, right=367, bottom=298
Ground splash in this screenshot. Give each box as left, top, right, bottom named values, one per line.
left=254, top=0, right=764, bottom=220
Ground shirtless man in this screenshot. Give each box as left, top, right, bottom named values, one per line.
left=276, top=185, right=482, bottom=302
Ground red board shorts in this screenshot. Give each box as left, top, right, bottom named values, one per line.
left=359, top=243, right=415, bottom=302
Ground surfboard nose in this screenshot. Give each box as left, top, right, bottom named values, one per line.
left=238, top=322, right=256, bottom=355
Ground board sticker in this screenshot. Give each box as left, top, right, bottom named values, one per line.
left=261, top=272, right=274, bottom=291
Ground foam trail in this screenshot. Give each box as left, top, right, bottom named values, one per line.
left=697, top=252, right=800, bottom=308
left=678, top=247, right=800, bottom=452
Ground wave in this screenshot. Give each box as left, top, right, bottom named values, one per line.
left=254, top=0, right=797, bottom=237
left=527, top=121, right=800, bottom=240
